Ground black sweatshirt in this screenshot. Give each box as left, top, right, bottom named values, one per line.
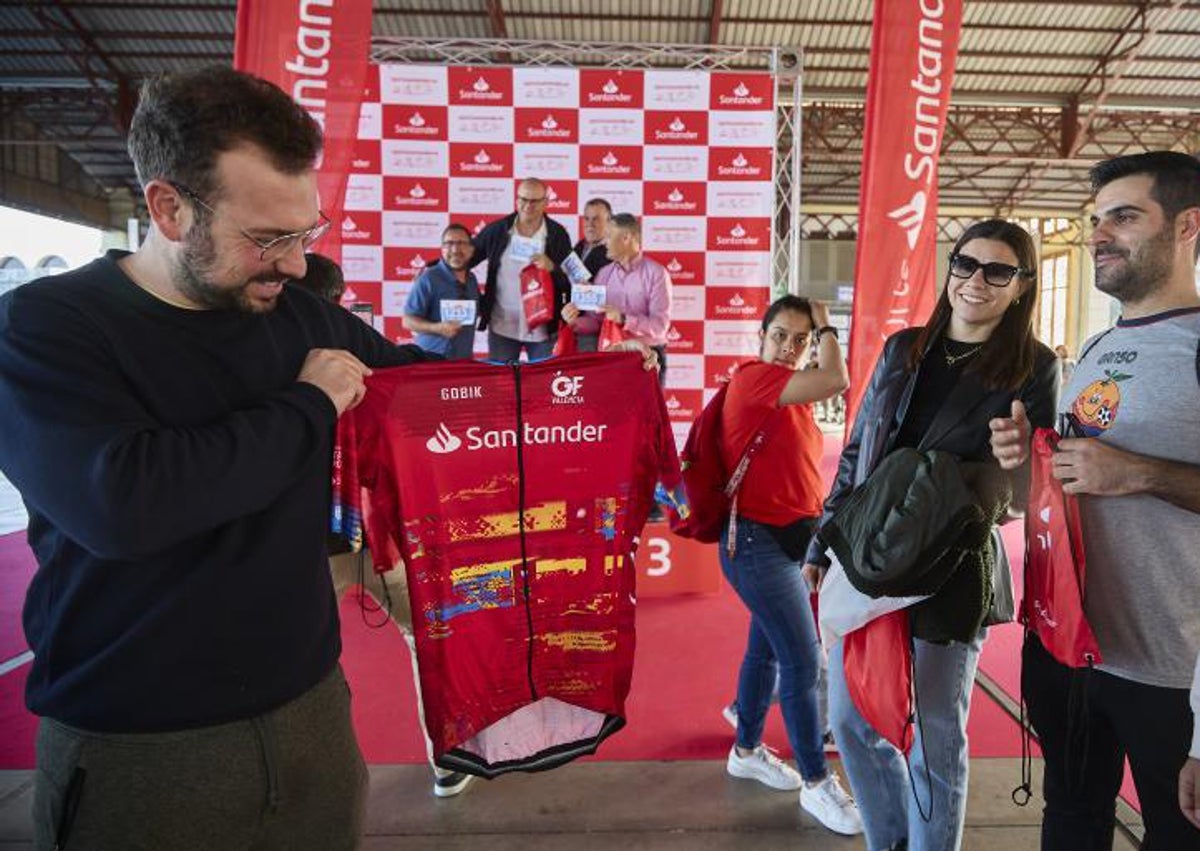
left=0, top=251, right=432, bottom=732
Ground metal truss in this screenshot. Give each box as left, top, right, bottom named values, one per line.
left=372, top=37, right=804, bottom=295
left=371, top=36, right=799, bottom=73
left=798, top=211, right=1090, bottom=248
left=799, top=102, right=1200, bottom=214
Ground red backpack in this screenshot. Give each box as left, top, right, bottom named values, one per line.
left=671, top=373, right=780, bottom=547
left=670, top=383, right=732, bottom=543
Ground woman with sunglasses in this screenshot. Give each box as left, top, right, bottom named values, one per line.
left=802, top=219, right=1060, bottom=851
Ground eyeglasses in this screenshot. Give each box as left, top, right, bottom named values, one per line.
left=948, top=252, right=1031, bottom=288
left=171, top=182, right=331, bottom=263
left=441, top=239, right=472, bottom=248
left=516, top=195, right=547, bottom=206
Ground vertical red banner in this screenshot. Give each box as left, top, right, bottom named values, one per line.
left=845, top=0, right=963, bottom=432
left=233, top=0, right=374, bottom=265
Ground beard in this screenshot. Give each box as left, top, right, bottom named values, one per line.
left=1094, top=225, right=1174, bottom=304
left=173, top=221, right=279, bottom=314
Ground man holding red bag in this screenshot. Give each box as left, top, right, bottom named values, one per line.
left=471, top=177, right=572, bottom=362
left=991, top=151, right=1200, bottom=849
left=561, top=213, right=672, bottom=386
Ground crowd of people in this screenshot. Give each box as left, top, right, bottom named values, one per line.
left=0, top=65, right=1197, bottom=851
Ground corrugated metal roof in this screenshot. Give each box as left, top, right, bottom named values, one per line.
left=1, top=0, right=1197, bottom=218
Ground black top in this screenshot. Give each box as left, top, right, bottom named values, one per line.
left=0, top=251, right=433, bottom=732
left=893, top=337, right=981, bottom=450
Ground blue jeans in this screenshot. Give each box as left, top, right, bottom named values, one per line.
left=828, top=630, right=984, bottom=851
left=487, top=331, right=555, bottom=363
left=719, top=518, right=827, bottom=781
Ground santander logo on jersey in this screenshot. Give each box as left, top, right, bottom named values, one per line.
left=382, top=105, right=448, bottom=141
left=448, top=67, right=512, bottom=105
left=424, top=420, right=610, bottom=454
left=579, top=69, right=643, bottom=108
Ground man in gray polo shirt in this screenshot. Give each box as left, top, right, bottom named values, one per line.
left=403, top=223, right=479, bottom=360
left=991, top=151, right=1200, bottom=849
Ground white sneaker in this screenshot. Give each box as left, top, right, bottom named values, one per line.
left=721, top=703, right=738, bottom=729
left=726, top=744, right=803, bottom=791
left=432, top=770, right=473, bottom=798
left=800, top=774, right=863, bottom=835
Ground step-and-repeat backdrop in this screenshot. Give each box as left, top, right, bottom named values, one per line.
left=337, top=64, right=779, bottom=593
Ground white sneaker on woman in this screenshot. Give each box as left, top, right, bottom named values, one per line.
left=800, top=773, right=863, bottom=835
left=725, top=744, right=803, bottom=790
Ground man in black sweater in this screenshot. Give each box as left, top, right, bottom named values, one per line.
left=0, top=68, right=432, bottom=851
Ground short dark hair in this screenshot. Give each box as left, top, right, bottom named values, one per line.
left=609, top=212, right=641, bottom=241
left=909, top=218, right=1041, bottom=392
left=583, top=198, right=613, bottom=215
left=760, top=295, right=815, bottom=331
left=442, top=223, right=471, bottom=241
left=127, top=66, right=323, bottom=199
left=292, top=253, right=344, bottom=304
left=1089, top=151, right=1200, bottom=223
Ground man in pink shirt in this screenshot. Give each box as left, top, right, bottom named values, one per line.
left=561, top=213, right=672, bottom=385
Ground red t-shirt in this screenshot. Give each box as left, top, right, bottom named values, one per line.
left=719, top=361, right=825, bottom=525
left=332, top=353, right=680, bottom=778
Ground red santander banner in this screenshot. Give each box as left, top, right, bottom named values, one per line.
left=845, top=0, right=963, bottom=432
left=233, top=0, right=373, bottom=265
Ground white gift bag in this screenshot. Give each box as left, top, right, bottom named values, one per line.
left=817, top=549, right=930, bottom=648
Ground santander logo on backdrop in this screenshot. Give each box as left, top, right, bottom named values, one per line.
left=515, top=108, right=577, bottom=142
left=580, top=70, right=643, bottom=107
left=448, top=67, right=512, bottom=105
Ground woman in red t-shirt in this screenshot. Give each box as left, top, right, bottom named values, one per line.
left=718, top=295, right=862, bottom=837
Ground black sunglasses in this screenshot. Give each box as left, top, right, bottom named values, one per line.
left=948, top=252, right=1031, bottom=288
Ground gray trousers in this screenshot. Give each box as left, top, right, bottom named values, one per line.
left=33, top=665, right=367, bottom=851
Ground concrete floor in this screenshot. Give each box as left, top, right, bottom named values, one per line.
left=0, top=758, right=1141, bottom=850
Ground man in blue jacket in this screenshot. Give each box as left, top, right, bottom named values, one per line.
left=0, top=67, right=433, bottom=850
left=471, top=177, right=572, bottom=361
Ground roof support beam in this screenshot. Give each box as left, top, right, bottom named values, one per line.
left=708, top=0, right=723, bottom=45
left=485, top=0, right=508, bottom=39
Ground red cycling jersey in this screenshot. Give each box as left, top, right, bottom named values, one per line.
left=333, top=353, right=680, bottom=776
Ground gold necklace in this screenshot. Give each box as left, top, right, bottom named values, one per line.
left=942, top=339, right=982, bottom=366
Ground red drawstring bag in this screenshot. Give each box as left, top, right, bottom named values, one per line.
left=1023, top=427, right=1102, bottom=668
left=598, top=317, right=625, bottom=351
left=551, top=327, right=578, bottom=357
left=843, top=609, right=915, bottom=754
left=520, top=263, right=555, bottom=330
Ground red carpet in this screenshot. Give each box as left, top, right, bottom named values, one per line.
left=0, top=437, right=1130, bottom=818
